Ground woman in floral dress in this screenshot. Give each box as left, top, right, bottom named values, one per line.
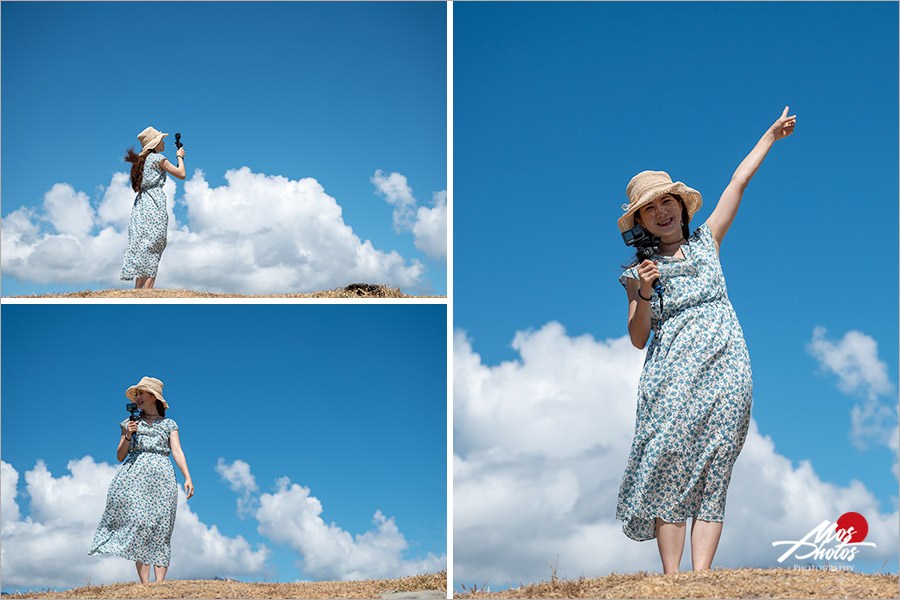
left=615, top=107, right=797, bottom=573
left=89, top=377, right=194, bottom=583
left=120, top=127, right=186, bottom=289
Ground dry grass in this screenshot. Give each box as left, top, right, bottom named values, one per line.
left=8, top=570, right=447, bottom=599
left=5, top=283, right=444, bottom=299
left=454, top=568, right=899, bottom=599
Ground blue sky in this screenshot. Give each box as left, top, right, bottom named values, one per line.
left=1, top=2, right=446, bottom=296
left=1, top=304, right=446, bottom=592
left=453, top=1, right=898, bottom=588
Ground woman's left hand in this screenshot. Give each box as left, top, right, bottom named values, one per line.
left=184, top=479, right=194, bottom=499
left=770, top=106, right=797, bottom=141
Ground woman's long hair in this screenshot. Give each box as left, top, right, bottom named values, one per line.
left=156, top=400, right=167, bottom=418
left=623, top=194, right=693, bottom=268
left=124, top=147, right=155, bottom=192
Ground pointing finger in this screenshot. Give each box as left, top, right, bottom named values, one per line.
left=782, top=106, right=789, bottom=118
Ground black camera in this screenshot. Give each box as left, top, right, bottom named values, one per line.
left=175, top=132, right=182, bottom=150
left=622, top=224, right=661, bottom=261
left=126, top=402, right=141, bottom=422
left=622, top=224, right=663, bottom=294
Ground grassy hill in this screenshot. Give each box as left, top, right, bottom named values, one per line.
left=6, top=284, right=444, bottom=299
left=454, top=567, right=898, bottom=599
left=6, top=571, right=447, bottom=599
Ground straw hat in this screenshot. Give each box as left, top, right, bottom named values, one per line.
left=125, top=376, right=169, bottom=409
left=137, top=126, right=169, bottom=155
left=618, top=170, right=703, bottom=233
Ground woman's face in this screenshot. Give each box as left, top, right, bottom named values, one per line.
left=155, top=139, right=165, bottom=152
left=636, top=194, right=682, bottom=237
left=136, top=390, right=156, bottom=409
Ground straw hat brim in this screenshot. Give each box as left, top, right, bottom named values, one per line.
left=617, top=181, right=703, bottom=233
left=140, top=132, right=169, bottom=155
left=125, top=383, right=169, bottom=409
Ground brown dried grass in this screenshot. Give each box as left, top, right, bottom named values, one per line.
left=454, top=568, right=899, bottom=599
left=5, top=284, right=444, bottom=299
left=8, top=570, right=447, bottom=599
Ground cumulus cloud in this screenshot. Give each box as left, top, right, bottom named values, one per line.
left=371, top=170, right=418, bottom=230
left=372, top=170, right=446, bottom=262
left=453, top=323, right=899, bottom=587
left=1, top=168, right=426, bottom=294
left=1, top=460, right=21, bottom=527
left=807, top=326, right=893, bottom=399
left=43, top=183, right=94, bottom=238
left=216, top=459, right=445, bottom=581
left=0, top=457, right=270, bottom=592
left=412, top=191, right=447, bottom=262
left=807, top=326, right=898, bottom=451
left=215, top=458, right=259, bottom=517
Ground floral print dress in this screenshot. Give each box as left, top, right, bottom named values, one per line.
left=615, top=222, right=752, bottom=542
left=89, top=417, right=179, bottom=566
left=120, top=152, right=168, bottom=280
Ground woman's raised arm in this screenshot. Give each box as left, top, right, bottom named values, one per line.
left=160, top=147, right=187, bottom=180
left=706, top=107, right=796, bottom=249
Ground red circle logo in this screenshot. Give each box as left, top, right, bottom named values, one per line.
left=835, top=512, right=868, bottom=543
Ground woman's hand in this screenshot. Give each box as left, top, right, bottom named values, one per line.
left=124, top=420, right=138, bottom=440
left=176, top=147, right=186, bottom=159
left=636, top=259, right=660, bottom=297
left=769, top=106, right=797, bottom=141
left=184, top=479, right=194, bottom=499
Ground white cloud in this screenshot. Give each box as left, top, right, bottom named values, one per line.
left=1, top=460, right=21, bottom=527
left=215, top=458, right=258, bottom=494
left=1, top=168, right=426, bottom=294
left=169, top=492, right=271, bottom=581
left=215, top=458, right=259, bottom=517
left=1, top=213, right=125, bottom=286
left=0, top=457, right=270, bottom=592
left=807, top=326, right=898, bottom=450
left=807, top=326, right=893, bottom=399
left=372, top=170, right=418, bottom=230
left=43, top=183, right=95, bottom=238
left=454, top=323, right=899, bottom=587
left=216, top=459, right=445, bottom=581
left=412, top=191, right=447, bottom=262
left=372, top=170, right=446, bottom=263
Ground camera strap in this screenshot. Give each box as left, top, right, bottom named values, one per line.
left=656, top=286, right=664, bottom=325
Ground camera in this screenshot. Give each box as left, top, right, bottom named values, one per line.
left=622, top=224, right=664, bottom=294
left=126, top=402, right=141, bottom=422
left=622, top=224, right=661, bottom=261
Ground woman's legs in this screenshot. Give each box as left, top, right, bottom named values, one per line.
left=134, top=277, right=156, bottom=289
left=690, top=518, right=723, bottom=571
left=134, top=562, right=168, bottom=583
left=655, top=518, right=686, bottom=573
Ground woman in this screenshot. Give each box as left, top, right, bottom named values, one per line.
left=615, top=107, right=797, bottom=573
left=120, top=127, right=186, bottom=289
left=89, top=377, right=194, bottom=583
